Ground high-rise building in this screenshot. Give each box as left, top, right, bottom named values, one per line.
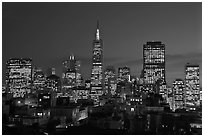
left=90, top=21, right=103, bottom=103
left=33, top=67, right=46, bottom=92
left=143, top=41, right=166, bottom=93
left=185, top=63, right=200, bottom=111
left=104, top=66, right=116, bottom=95
left=118, top=66, right=131, bottom=83
left=6, top=58, right=32, bottom=98
left=62, top=55, right=83, bottom=90
left=172, top=79, right=185, bottom=111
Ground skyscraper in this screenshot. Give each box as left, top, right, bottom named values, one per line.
left=6, top=58, right=32, bottom=98
left=172, top=79, right=185, bottom=111
left=185, top=63, right=200, bottom=111
left=90, top=21, right=103, bottom=104
left=62, top=55, right=83, bottom=90
left=143, top=41, right=166, bottom=93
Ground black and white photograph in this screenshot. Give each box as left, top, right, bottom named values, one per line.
left=2, top=1, right=202, bottom=135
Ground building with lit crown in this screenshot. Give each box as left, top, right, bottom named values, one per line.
left=6, top=58, right=32, bottom=98
left=185, top=63, right=200, bottom=111
left=90, top=21, right=103, bottom=104
left=62, top=55, right=83, bottom=90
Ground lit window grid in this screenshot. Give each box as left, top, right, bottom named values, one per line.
left=6, top=60, right=32, bottom=98
left=104, top=70, right=116, bottom=91
left=72, top=89, right=89, bottom=100
left=46, top=79, right=60, bottom=91
left=144, top=50, right=165, bottom=64
left=118, top=67, right=130, bottom=82
left=143, top=67, right=165, bottom=84
left=33, top=71, right=46, bottom=91
left=173, top=80, right=185, bottom=110
left=143, top=43, right=165, bottom=85
left=185, top=66, right=200, bottom=107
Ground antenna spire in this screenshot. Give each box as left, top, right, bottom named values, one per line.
left=96, top=20, right=100, bottom=40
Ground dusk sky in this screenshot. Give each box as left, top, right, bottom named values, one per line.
left=2, top=2, right=202, bottom=86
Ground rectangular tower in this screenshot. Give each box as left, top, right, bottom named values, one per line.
left=173, top=79, right=185, bottom=111
left=6, top=58, right=32, bottom=98
left=185, top=63, right=200, bottom=111
left=143, top=41, right=166, bottom=93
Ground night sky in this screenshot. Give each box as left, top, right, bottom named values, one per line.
left=2, top=2, right=202, bottom=86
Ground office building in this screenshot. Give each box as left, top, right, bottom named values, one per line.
left=33, top=67, right=46, bottom=92
left=143, top=41, right=166, bottom=93
left=185, top=64, right=200, bottom=111
left=104, top=66, right=116, bottom=95
left=62, top=55, right=83, bottom=90
left=6, top=58, right=32, bottom=98
left=172, top=79, right=185, bottom=111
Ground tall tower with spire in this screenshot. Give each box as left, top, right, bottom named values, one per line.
left=90, top=21, right=103, bottom=104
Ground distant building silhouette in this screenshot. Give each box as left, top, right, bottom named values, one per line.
left=46, top=67, right=56, bottom=76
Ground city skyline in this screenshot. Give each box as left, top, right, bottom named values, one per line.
left=2, top=2, right=202, bottom=135
left=2, top=2, right=202, bottom=86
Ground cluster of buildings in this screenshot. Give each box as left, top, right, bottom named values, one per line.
left=2, top=22, right=202, bottom=134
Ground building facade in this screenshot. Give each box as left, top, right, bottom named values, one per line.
left=46, top=74, right=61, bottom=93
left=143, top=41, right=166, bottom=93
left=62, top=55, right=83, bottom=90
left=104, top=66, right=116, bottom=95
left=172, top=79, right=185, bottom=111
left=33, top=67, right=46, bottom=92
left=185, top=64, right=200, bottom=111
left=6, top=58, right=32, bottom=98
